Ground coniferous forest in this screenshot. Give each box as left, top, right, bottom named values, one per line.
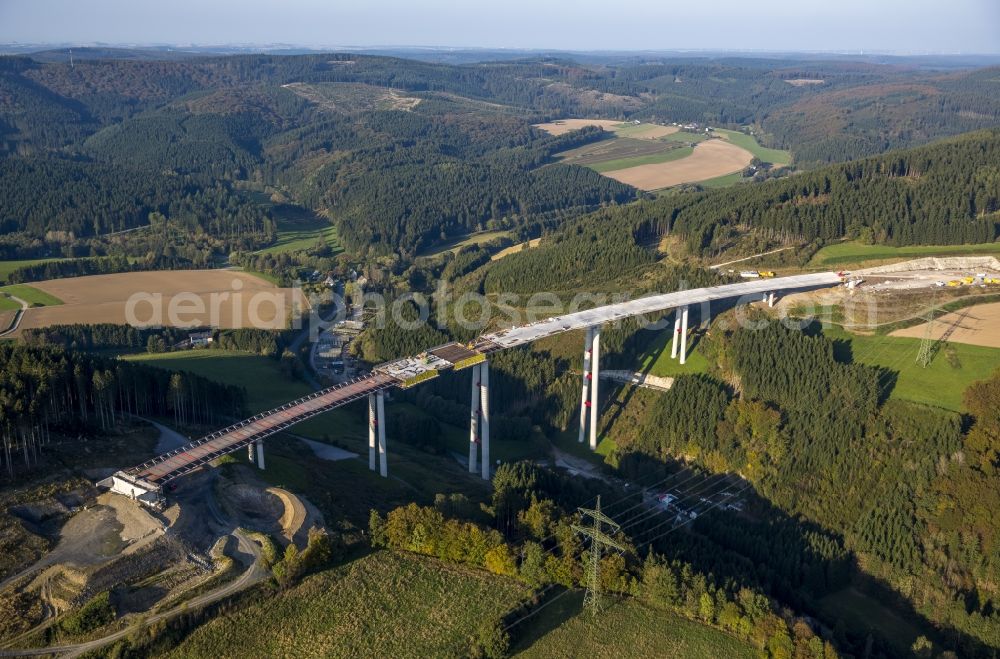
left=1, top=46, right=1000, bottom=659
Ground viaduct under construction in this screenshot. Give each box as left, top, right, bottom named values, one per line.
left=106, top=272, right=842, bottom=507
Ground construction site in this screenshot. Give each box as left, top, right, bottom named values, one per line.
left=0, top=435, right=323, bottom=654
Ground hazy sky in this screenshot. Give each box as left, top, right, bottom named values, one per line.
left=1, top=0, right=998, bottom=54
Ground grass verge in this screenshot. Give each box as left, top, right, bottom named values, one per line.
left=0, top=284, right=64, bottom=307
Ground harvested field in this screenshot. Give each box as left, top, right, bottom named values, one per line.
left=0, top=310, right=13, bottom=333
left=533, top=118, right=625, bottom=135
left=558, top=136, right=689, bottom=170
left=603, top=139, right=753, bottom=190
left=891, top=302, right=1000, bottom=348
left=11, top=270, right=308, bottom=336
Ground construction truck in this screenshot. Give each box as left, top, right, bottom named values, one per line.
left=962, top=276, right=976, bottom=284
left=758, top=271, right=776, bottom=278
left=946, top=280, right=962, bottom=287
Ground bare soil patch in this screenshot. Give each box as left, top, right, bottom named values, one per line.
left=602, top=138, right=753, bottom=190
left=891, top=302, right=1000, bottom=348
left=533, top=118, right=625, bottom=135
left=0, top=310, right=13, bottom=333
left=12, top=270, right=308, bottom=336
left=785, top=78, right=825, bottom=86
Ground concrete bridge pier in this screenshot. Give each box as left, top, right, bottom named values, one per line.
left=670, top=312, right=681, bottom=359
left=377, top=390, right=387, bottom=478
left=255, top=441, right=265, bottom=470
left=479, top=361, right=491, bottom=481
left=368, top=393, right=378, bottom=472
left=469, top=363, right=481, bottom=474
left=589, top=325, right=602, bottom=450
left=247, top=443, right=255, bottom=463
left=679, top=305, right=690, bottom=365
left=578, top=326, right=595, bottom=443
left=767, top=292, right=776, bottom=308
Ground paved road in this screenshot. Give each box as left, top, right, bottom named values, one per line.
left=0, top=295, right=28, bottom=338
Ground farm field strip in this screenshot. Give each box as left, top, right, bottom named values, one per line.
left=713, top=128, right=792, bottom=165
left=809, top=241, right=1000, bottom=267
left=590, top=146, right=694, bottom=172
left=532, top=118, right=628, bottom=135
left=602, top=139, right=754, bottom=191
left=0, top=257, right=75, bottom=284
left=0, top=284, right=63, bottom=307
left=9, top=270, right=308, bottom=336
left=890, top=301, right=1000, bottom=348
left=539, top=119, right=770, bottom=190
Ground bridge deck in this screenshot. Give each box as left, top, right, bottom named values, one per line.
left=127, top=373, right=397, bottom=484
left=119, top=272, right=843, bottom=489
left=483, top=272, right=842, bottom=348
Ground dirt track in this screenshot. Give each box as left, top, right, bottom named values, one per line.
left=603, top=139, right=753, bottom=190
left=12, top=270, right=308, bottom=336
left=891, top=302, right=1000, bottom=348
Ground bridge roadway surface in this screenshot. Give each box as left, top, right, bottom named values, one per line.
left=125, top=272, right=842, bottom=486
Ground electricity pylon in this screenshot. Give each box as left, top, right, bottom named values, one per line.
left=916, top=309, right=936, bottom=368
left=572, top=495, right=627, bottom=615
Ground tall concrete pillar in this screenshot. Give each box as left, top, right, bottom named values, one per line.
left=376, top=390, right=387, bottom=478
left=247, top=442, right=255, bottom=463
left=368, top=393, right=377, bottom=472
left=680, top=305, right=689, bottom=365
left=578, top=327, right=594, bottom=443
left=670, top=312, right=681, bottom=359
left=768, top=292, right=775, bottom=308
left=480, top=361, right=491, bottom=481
left=469, top=363, right=481, bottom=474
left=589, top=325, right=601, bottom=451
left=255, top=441, right=265, bottom=470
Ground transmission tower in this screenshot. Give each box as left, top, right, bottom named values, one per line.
left=916, top=309, right=936, bottom=368
left=572, top=495, right=627, bottom=615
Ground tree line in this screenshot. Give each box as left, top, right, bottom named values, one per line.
left=0, top=343, right=245, bottom=480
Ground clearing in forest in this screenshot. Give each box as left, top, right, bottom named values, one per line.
left=533, top=118, right=629, bottom=135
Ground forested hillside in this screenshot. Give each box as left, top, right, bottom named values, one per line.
left=601, top=319, right=1000, bottom=656
left=485, top=129, right=1000, bottom=287
left=2, top=51, right=999, bottom=270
